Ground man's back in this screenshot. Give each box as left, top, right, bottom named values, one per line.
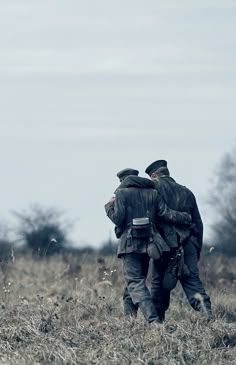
left=115, top=185, right=158, bottom=228
left=107, top=176, right=159, bottom=256
left=154, top=176, right=195, bottom=211
left=154, top=176, right=203, bottom=252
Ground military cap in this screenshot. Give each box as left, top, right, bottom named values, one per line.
left=145, top=160, right=167, bottom=176
left=117, top=168, right=139, bottom=181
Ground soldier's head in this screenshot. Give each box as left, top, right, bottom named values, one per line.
left=116, top=168, right=139, bottom=182
left=145, top=160, right=170, bottom=179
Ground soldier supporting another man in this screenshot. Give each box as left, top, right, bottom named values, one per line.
left=115, top=168, right=139, bottom=317
left=105, top=173, right=191, bottom=323
left=145, top=159, right=213, bottom=321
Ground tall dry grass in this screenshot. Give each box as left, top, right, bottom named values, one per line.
left=0, top=253, right=235, bottom=365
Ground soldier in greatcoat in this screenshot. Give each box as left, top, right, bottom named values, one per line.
left=145, top=159, right=212, bottom=321
left=115, top=168, right=140, bottom=317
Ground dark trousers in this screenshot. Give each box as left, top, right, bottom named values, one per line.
left=123, top=286, right=139, bottom=316
left=151, top=240, right=211, bottom=318
left=121, top=253, right=159, bottom=322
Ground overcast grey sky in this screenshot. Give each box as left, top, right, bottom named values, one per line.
left=0, top=0, right=236, bottom=246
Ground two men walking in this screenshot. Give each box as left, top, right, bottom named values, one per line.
left=105, top=160, right=212, bottom=323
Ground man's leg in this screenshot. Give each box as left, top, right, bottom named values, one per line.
left=151, top=257, right=171, bottom=321
left=122, top=253, right=160, bottom=323
left=123, top=286, right=138, bottom=317
left=180, top=240, right=212, bottom=317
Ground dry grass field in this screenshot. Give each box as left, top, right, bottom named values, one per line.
left=0, top=252, right=235, bottom=365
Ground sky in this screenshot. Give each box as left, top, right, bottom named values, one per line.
left=0, top=0, right=236, bottom=247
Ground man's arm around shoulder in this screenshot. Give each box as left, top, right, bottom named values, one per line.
left=104, top=191, right=125, bottom=227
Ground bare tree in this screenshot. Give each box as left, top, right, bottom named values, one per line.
left=209, top=150, right=236, bottom=256
left=13, top=204, right=72, bottom=257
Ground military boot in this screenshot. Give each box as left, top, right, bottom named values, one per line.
left=203, top=309, right=214, bottom=321
left=156, top=310, right=165, bottom=323
left=124, top=302, right=138, bottom=318
left=123, top=291, right=138, bottom=317
left=198, top=306, right=214, bottom=321
left=139, top=298, right=161, bottom=323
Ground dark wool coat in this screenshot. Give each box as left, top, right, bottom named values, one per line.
left=105, top=176, right=190, bottom=257
left=153, top=176, right=203, bottom=254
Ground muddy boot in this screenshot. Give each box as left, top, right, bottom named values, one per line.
left=199, top=306, right=214, bottom=321
left=156, top=310, right=165, bottom=323
left=149, top=318, right=163, bottom=328
left=124, top=304, right=138, bottom=318
left=204, top=309, right=214, bottom=321
left=124, top=297, right=138, bottom=317
left=139, top=298, right=160, bottom=323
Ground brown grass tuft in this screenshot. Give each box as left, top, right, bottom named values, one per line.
left=0, top=254, right=235, bottom=364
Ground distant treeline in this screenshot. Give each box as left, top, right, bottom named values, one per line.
left=0, top=237, right=117, bottom=262
left=0, top=204, right=118, bottom=262
left=0, top=148, right=236, bottom=261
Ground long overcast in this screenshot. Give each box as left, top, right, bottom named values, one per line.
left=0, top=0, right=236, bottom=246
